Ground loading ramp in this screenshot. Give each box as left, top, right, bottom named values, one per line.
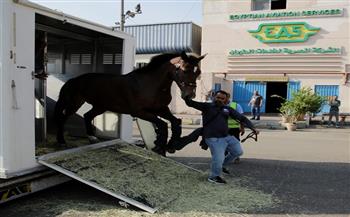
left=38, top=139, right=202, bottom=213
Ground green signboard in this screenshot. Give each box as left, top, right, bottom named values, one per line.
left=229, top=47, right=341, bottom=56
left=229, top=8, right=343, bottom=21
left=248, top=22, right=320, bottom=43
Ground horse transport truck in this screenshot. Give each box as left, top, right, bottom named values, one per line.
left=0, top=0, right=136, bottom=205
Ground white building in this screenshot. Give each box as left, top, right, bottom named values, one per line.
left=200, top=0, right=350, bottom=114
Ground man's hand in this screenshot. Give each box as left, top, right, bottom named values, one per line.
left=239, top=125, right=245, bottom=136
left=240, top=129, right=245, bottom=136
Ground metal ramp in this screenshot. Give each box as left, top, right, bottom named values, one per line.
left=38, top=139, right=202, bottom=213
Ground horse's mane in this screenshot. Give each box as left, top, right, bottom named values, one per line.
left=133, top=53, right=180, bottom=74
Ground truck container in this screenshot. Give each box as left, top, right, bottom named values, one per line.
left=0, top=0, right=135, bottom=203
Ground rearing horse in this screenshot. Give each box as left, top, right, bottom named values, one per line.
left=54, top=51, right=205, bottom=155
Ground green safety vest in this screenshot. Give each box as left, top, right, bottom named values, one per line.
left=228, top=102, right=240, bottom=128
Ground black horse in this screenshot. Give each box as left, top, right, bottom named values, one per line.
left=54, top=51, right=205, bottom=154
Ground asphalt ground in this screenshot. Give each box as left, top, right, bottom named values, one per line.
left=0, top=127, right=349, bottom=217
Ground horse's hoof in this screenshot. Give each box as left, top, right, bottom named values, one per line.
left=167, top=139, right=182, bottom=151
left=167, top=139, right=175, bottom=146
left=160, top=150, right=166, bottom=157
left=167, top=148, right=176, bottom=154
left=152, top=146, right=166, bottom=156
left=165, top=141, right=176, bottom=154
left=56, top=139, right=66, bottom=146
left=88, top=136, right=100, bottom=144
left=56, top=142, right=66, bottom=147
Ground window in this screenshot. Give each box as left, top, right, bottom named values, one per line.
left=214, top=83, right=221, bottom=93
left=252, top=0, right=270, bottom=11
left=70, top=54, right=80, bottom=65
left=103, top=54, right=113, bottom=64
left=47, top=53, right=60, bottom=64
left=114, top=53, right=123, bottom=65
left=271, top=0, right=286, bottom=10
left=103, top=53, right=123, bottom=65
left=136, top=62, right=147, bottom=69
left=81, top=54, right=92, bottom=65
left=69, top=53, right=92, bottom=65
left=252, top=0, right=286, bottom=11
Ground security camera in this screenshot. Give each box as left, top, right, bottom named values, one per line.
left=126, top=10, right=135, bottom=18
left=135, top=4, right=142, bottom=13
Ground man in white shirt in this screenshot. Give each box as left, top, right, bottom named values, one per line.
left=248, top=90, right=263, bottom=120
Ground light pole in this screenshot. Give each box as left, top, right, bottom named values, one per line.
left=120, top=1, right=142, bottom=31
left=120, top=0, right=125, bottom=31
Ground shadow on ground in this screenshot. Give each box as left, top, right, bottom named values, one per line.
left=172, top=157, right=350, bottom=215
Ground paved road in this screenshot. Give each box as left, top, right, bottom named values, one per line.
left=0, top=127, right=349, bottom=217
left=170, top=127, right=350, bottom=163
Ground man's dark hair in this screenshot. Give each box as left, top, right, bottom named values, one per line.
left=215, top=90, right=229, bottom=97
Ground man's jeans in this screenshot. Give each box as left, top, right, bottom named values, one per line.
left=251, top=106, right=261, bottom=119
left=328, top=111, right=340, bottom=126
left=205, top=136, right=243, bottom=178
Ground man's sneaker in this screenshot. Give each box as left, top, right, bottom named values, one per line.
left=208, top=176, right=226, bottom=184
left=222, top=167, right=230, bottom=174
left=250, top=117, right=255, bottom=120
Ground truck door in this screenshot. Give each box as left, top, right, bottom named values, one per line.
left=11, top=6, right=36, bottom=169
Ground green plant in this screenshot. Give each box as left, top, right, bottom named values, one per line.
left=279, top=100, right=298, bottom=123
left=278, top=87, right=326, bottom=123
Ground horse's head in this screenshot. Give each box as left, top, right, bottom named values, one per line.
left=171, top=51, right=206, bottom=99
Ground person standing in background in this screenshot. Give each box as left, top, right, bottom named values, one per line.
left=248, top=90, right=263, bottom=120
left=328, top=95, right=341, bottom=128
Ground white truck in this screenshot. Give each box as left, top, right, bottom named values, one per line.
left=0, top=0, right=135, bottom=203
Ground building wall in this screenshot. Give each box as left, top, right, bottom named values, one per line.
left=124, top=22, right=201, bottom=55
left=201, top=0, right=350, bottom=113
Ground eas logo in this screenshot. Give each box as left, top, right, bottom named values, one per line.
left=248, top=22, right=320, bottom=43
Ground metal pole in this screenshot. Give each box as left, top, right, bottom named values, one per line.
left=120, top=0, right=125, bottom=31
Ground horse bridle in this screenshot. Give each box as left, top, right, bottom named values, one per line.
left=241, top=131, right=258, bottom=143
left=174, top=66, right=197, bottom=89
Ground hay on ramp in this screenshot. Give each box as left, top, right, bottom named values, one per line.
left=46, top=141, right=279, bottom=212
left=36, top=133, right=90, bottom=156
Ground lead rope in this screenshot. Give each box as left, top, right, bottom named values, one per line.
left=241, top=131, right=258, bottom=143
